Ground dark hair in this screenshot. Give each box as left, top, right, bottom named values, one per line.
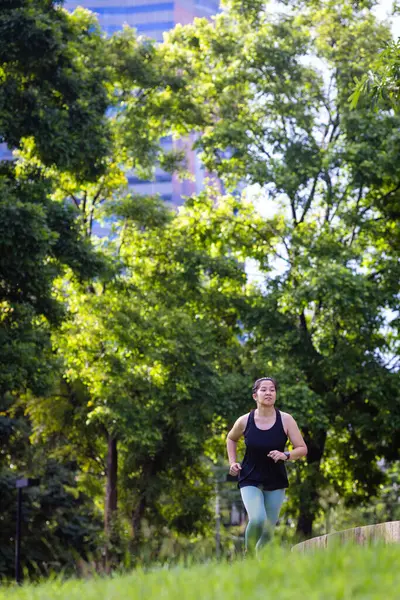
left=252, top=377, right=278, bottom=395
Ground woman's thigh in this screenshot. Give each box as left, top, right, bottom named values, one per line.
left=263, top=489, right=286, bottom=525
left=240, top=486, right=267, bottom=523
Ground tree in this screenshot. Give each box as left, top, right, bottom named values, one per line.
left=0, top=1, right=113, bottom=400
left=162, top=0, right=400, bottom=537
left=0, top=2, right=115, bottom=577
left=17, top=20, right=245, bottom=555
left=350, top=35, right=400, bottom=249
left=0, top=0, right=110, bottom=179
left=26, top=188, right=253, bottom=563
left=0, top=161, right=105, bottom=399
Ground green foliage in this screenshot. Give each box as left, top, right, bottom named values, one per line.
left=163, top=0, right=400, bottom=536
left=0, top=428, right=102, bottom=580
left=350, top=40, right=400, bottom=112
left=0, top=0, right=110, bottom=180
left=35, top=190, right=251, bottom=548
left=0, top=1, right=111, bottom=400
left=0, top=1, right=117, bottom=579
left=0, top=162, right=105, bottom=399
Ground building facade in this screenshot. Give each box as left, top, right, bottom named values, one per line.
left=65, top=0, right=219, bottom=41
left=64, top=0, right=220, bottom=206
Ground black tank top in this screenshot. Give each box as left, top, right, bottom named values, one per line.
left=238, top=408, right=289, bottom=490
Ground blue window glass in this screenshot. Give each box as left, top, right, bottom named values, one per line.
left=104, top=22, right=174, bottom=34
left=128, top=176, right=151, bottom=184
left=88, top=3, right=174, bottom=15
left=136, top=22, right=174, bottom=32
left=157, top=173, right=173, bottom=182
left=128, top=173, right=172, bottom=184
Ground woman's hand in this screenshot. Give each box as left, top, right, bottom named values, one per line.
left=229, top=462, right=242, bottom=476
left=268, top=450, right=287, bottom=463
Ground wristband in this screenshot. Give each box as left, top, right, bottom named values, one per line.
left=284, top=452, right=290, bottom=461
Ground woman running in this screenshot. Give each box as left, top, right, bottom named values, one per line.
left=227, top=377, right=307, bottom=554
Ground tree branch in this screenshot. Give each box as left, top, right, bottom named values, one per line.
left=69, top=193, right=80, bottom=211
left=92, top=185, right=104, bottom=207
left=348, top=185, right=364, bottom=246
left=371, top=182, right=400, bottom=207
left=82, top=191, right=87, bottom=218
left=299, top=174, right=319, bottom=224
left=290, top=196, right=298, bottom=225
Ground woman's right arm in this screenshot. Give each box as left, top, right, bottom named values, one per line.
left=226, top=415, right=247, bottom=476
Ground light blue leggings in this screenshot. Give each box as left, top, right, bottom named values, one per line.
left=240, top=486, right=285, bottom=553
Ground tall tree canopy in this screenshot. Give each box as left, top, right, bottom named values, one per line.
left=0, top=1, right=110, bottom=578
left=0, top=0, right=111, bottom=178
left=161, top=0, right=400, bottom=536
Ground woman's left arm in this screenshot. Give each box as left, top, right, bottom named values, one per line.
left=267, top=414, right=308, bottom=463
left=286, top=414, right=307, bottom=460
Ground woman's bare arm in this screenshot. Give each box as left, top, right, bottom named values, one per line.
left=268, top=413, right=308, bottom=463
left=286, top=414, right=307, bottom=459
left=226, top=414, right=248, bottom=474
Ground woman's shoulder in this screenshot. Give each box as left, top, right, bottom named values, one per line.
left=228, top=412, right=252, bottom=440
left=279, top=410, right=292, bottom=418
left=279, top=410, right=295, bottom=421
left=279, top=410, right=294, bottom=433
left=237, top=411, right=252, bottom=431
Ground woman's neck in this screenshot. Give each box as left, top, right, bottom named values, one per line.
left=256, top=405, right=276, bottom=418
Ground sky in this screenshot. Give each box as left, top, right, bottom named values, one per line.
left=374, top=0, right=400, bottom=37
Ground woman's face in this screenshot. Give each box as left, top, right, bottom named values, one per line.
left=253, top=380, right=277, bottom=407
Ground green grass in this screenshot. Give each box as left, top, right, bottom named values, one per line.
left=2, top=543, right=400, bottom=600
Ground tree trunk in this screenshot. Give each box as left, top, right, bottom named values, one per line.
left=296, top=428, right=327, bottom=539
left=132, top=495, right=146, bottom=541
left=297, top=482, right=318, bottom=538
left=105, top=434, right=118, bottom=535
